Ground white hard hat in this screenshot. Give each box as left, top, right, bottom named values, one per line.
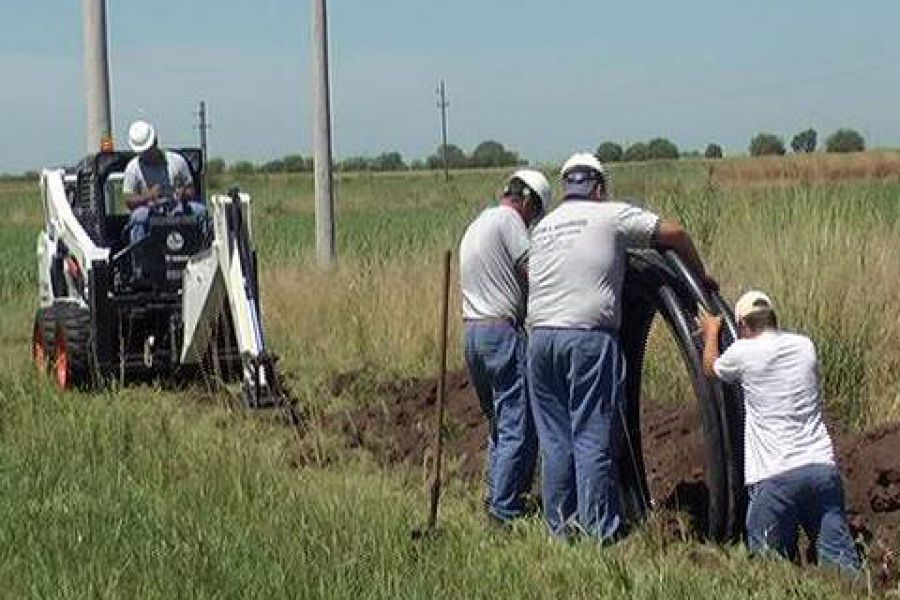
left=509, top=169, right=552, bottom=209
left=734, top=290, right=775, bottom=321
left=560, top=152, right=605, bottom=178
left=128, top=120, right=157, bottom=153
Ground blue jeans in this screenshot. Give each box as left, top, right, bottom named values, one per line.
left=527, top=327, right=623, bottom=542
left=464, top=321, right=537, bottom=522
left=128, top=200, right=207, bottom=244
left=747, top=463, right=860, bottom=574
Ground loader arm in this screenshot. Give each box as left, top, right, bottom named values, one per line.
left=38, top=170, right=110, bottom=306
left=181, top=189, right=283, bottom=407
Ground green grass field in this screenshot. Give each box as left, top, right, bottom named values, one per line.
left=0, top=156, right=897, bottom=597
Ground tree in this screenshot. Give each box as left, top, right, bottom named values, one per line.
left=825, top=129, right=865, bottom=153
left=623, top=142, right=649, bottom=162
left=339, top=156, right=371, bottom=171
left=259, top=159, right=285, bottom=173
left=704, top=143, right=723, bottom=159
left=371, top=151, right=406, bottom=171
left=470, top=140, right=519, bottom=168
left=230, top=160, right=255, bottom=175
left=427, top=144, right=467, bottom=169
left=207, top=157, right=226, bottom=175
left=282, top=154, right=312, bottom=172
left=748, top=133, right=786, bottom=157
left=595, top=142, right=623, bottom=163
left=790, top=128, right=817, bottom=153
left=647, top=137, right=680, bottom=160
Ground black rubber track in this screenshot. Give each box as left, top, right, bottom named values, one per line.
left=618, top=250, right=745, bottom=541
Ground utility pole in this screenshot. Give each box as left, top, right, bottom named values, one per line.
left=436, top=79, right=450, bottom=182
left=312, top=0, right=336, bottom=269
left=82, top=0, right=113, bottom=152
left=196, top=100, right=210, bottom=193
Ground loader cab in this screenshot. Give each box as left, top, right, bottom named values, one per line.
left=70, top=149, right=209, bottom=293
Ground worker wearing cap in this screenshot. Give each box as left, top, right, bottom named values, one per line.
left=460, top=169, right=550, bottom=523
left=527, top=152, right=716, bottom=542
left=701, top=292, right=860, bottom=574
left=124, top=120, right=205, bottom=244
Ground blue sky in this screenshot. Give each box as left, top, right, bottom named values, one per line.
left=0, top=1, right=897, bottom=172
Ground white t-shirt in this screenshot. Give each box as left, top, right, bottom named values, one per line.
left=123, top=150, right=193, bottom=200
left=459, top=205, right=530, bottom=322
left=714, top=330, right=835, bottom=485
left=526, top=200, right=659, bottom=330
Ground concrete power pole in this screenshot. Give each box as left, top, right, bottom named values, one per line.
left=312, top=0, right=336, bottom=268
left=437, top=80, right=450, bottom=182
left=82, top=0, right=113, bottom=153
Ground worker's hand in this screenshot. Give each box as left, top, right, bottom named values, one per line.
left=698, top=309, right=722, bottom=339
left=147, top=185, right=161, bottom=204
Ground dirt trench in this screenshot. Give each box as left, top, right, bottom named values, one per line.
left=322, top=369, right=899, bottom=583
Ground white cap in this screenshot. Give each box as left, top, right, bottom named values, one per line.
left=734, top=290, right=775, bottom=321
left=128, top=120, right=157, bottom=153
left=560, top=152, right=605, bottom=178
left=509, top=169, right=552, bottom=209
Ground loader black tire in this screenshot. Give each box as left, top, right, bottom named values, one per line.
left=53, top=302, right=95, bottom=390
left=32, top=307, right=57, bottom=374
left=617, top=250, right=744, bottom=542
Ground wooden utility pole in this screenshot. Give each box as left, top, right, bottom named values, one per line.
left=312, top=0, right=336, bottom=268
left=197, top=100, right=210, bottom=193
left=436, top=80, right=450, bottom=181
left=82, top=0, right=113, bottom=152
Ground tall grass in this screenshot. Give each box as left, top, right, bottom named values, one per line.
left=1, top=159, right=897, bottom=425
left=0, top=159, right=895, bottom=595
left=0, top=377, right=867, bottom=598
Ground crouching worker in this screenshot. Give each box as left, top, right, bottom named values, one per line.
left=701, top=291, right=860, bottom=574
left=124, top=120, right=206, bottom=244
left=459, top=169, right=550, bottom=523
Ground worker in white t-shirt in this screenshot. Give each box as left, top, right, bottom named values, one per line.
left=459, top=169, right=550, bottom=523
left=701, top=291, right=860, bottom=574
left=527, top=153, right=716, bottom=542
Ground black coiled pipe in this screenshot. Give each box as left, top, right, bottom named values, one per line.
left=618, top=250, right=744, bottom=541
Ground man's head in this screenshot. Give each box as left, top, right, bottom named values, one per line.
left=128, top=120, right=159, bottom=156
left=735, top=290, right=777, bottom=337
left=560, top=152, right=607, bottom=202
left=502, top=169, right=551, bottom=226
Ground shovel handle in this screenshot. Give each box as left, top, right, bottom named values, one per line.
left=427, top=249, right=452, bottom=530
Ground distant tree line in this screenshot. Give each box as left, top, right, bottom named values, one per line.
left=592, top=127, right=867, bottom=164
left=4, top=128, right=874, bottom=180
left=208, top=139, right=527, bottom=175
left=748, top=127, right=866, bottom=157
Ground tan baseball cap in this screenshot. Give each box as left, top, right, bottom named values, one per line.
left=734, top=290, right=774, bottom=321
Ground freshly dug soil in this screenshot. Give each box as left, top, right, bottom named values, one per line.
left=323, top=369, right=898, bottom=580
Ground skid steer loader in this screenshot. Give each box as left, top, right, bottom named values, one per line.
left=32, top=149, right=291, bottom=412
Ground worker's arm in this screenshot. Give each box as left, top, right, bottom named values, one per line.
left=176, top=184, right=195, bottom=202
left=125, top=185, right=161, bottom=211
left=172, top=155, right=196, bottom=203
left=700, top=311, right=723, bottom=378
left=653, top=219, right=718, bottom=291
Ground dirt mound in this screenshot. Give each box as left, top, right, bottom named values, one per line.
left=326, top=371, right=487, bottom=481
left=324, top=369, right=899, bottom=576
